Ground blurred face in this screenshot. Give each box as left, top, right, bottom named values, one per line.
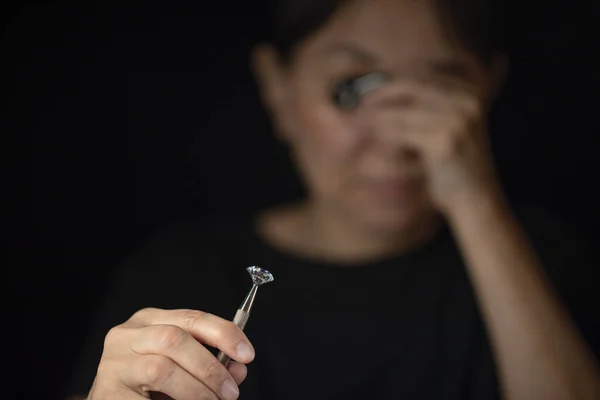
left=255, top=0, right=498, bottom=234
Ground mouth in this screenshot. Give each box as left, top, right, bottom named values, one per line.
left=362, top=176, right=421, bottom=199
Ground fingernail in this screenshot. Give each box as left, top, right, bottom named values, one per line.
left=220, top=379, right=239, bottom=400
left=236, top=340, right=255, bottom=362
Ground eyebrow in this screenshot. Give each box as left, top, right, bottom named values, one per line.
left=325, top=42, right=477, bottom=81
left=429, top=58, right=474, bottom=81
left=324, top=42, right=379, bottom=65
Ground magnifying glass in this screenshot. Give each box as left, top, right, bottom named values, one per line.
left=332, top=72, right=389, bottom=110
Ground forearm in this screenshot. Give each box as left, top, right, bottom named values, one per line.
left=447, top=195, right=600, bottom=400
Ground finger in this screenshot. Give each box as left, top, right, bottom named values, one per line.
left=361, top=80, right=479, bottom=114
left=366, top=107, right=453, bottom=150
left=131, top=324, right=240, bottom=399
left=378, top=107, right=460, bottom=132
left=113, top=354, right=234, bottom=400
left=227, top=362, right=248, bottom=386
left=131, top=308, right=255, bottom=363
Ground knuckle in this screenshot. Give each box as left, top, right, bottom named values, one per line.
left=143, top=356, right=176, bottom=386
left=215, top=321, right=237, bottom=343
left=461, top=98, right=481, bottom=120
left=103, top=326, right=118, bottom=345
left=132, top=307, right=159, bottom=320
left=202, top=357, right=225, bottom=381
left=465, top=98, right=480, bottom=114
left=151, top=324, right=187, bottom=350
left=103, top=325, right=126, bottom=347
left=174, top=309, right=208, bottom=331
left=445, top=115, right=463, bottom=135
left=436, top=135, right=462, bottom=159
left=196, top=386, right=219, bottom=400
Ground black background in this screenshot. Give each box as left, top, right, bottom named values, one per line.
left=4, top=1, right=599, bottom=398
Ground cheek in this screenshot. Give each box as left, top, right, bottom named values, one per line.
left=298, top=105, right=355, bottom=155
left=289, top=96, right=362, bottom=187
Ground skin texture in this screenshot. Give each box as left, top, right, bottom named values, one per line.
left=80, top=0, right=600, bottom=399
left=86, top=309, right=253, bottom=399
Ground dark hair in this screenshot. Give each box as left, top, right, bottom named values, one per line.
left=266, top=0, right=505, bottom=65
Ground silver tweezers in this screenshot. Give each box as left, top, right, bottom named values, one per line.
left=217, top=266, right=274, bottom=366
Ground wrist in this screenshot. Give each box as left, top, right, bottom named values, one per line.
left=444, top=187, right=509, bottom=226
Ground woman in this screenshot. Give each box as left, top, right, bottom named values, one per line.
left=68, top=0, right=600, bottom=399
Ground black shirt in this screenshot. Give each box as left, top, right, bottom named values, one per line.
left=67, top=210, right=599, bottom=399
